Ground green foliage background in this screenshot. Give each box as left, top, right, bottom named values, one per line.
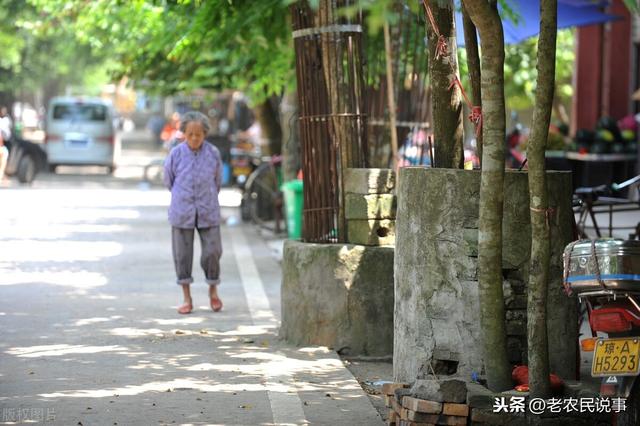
left=1, top=0, right=576, bottom=113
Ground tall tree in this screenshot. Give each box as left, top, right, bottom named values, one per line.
left=526, top=0, right=557, bottom=399
left=461, top=2, right=482, bottom=165
left=1, top=0, right=108, bottom=108
left=424, top=0, right=463, bottom=168
left=31, top=0, right=293, bottom=154
left=462, top=0, right=511, bottom=392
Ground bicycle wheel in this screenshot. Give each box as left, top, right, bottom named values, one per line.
left=244, top=163, right=284, bottom=232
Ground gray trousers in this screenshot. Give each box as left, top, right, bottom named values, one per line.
left=171, top=226, right=222, bottom=286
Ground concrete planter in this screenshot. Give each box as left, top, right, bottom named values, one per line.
left=280, top=240, right=394, bottom=356
left=393, top=168, right=578, bottom=382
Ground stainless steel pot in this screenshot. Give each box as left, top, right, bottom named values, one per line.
left=563, top=239, right=640, bottom=293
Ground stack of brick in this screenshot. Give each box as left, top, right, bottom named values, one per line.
left=344, top=168, right=396, bottom=246
left=383, top=383, right=469, bottom=426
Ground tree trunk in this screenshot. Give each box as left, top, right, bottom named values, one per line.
left=425, top=0, right=464, bottom=169
left=0, top=69, right=16, bottom=110
left=461, top=2, right=482, bottom=166
left=253, top=96, right=283, bottom=156
left=526, top=0, right=557, bottom=400
left=462, top=0, right=511, bottom=392
left=280, top=89, right=300, bottom=182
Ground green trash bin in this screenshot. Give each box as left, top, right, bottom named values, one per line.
left=282, top=179, right=303, bottom=239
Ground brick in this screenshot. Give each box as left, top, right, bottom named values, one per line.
left=395, top=388, right=413, bottom=405
left=400, top=408, right=411, bottom=420
left=382, top=383, right=409, bottom=396
left=407, top=410, right=440, bottom=424
left=347, top=219, right=396, bottom=246
left=344, top=168, right=395, bottom=194
left=387, top=409, right=398, bottom=425
left=398, top=421, right=437, bottom=426
left=442, top=403, right=469, bottom=417
left=402, top=396, right=443, bottom=414
left=391, top=397, right=403, bottom=416
left=439, top=379, right=467, bottom=403
left=470, top=408, right=507, bottom=425
left=505, top=295, right=527, bottom=309
left=466, top=382, right=495, bottom=409
left=402, top=410, right=440, bottom=424
left=505, top=319, right=526, bottom=336
left=385, top=394, right=394, bottom=407
left=345, top=193, right=397, bottom=219
left=435, top=414, right=467, bottom=425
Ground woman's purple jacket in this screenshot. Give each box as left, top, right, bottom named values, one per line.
left=163, top=142, right=222, bottom=229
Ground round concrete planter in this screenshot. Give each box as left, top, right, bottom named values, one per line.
left=393, top=168, right=578, bottom=382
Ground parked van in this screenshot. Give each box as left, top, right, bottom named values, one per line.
left=45, top=97, right=120, bottom=173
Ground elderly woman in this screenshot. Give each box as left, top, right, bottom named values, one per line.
left=163, top=111, right=223, bottom=314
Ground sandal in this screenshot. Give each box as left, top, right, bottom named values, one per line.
left=210, top=297, right=223, bottom=312
left=177, top=303, right=193, bottom=314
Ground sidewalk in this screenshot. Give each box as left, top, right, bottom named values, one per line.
left=0, top=183, right=383, bottom=425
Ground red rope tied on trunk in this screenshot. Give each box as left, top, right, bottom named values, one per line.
left=423, top=1, right=441, bottom=38
left=449, top=76, right=483, bottom=137
left=435, top=35, right=448, bottom=61
left=423, top=1, right=449, bottom=60
left=424, top=2, right=482, bottom=138
left=469, top=106, right=483, bottom=137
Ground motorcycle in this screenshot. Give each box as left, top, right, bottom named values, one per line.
left=4, top=137, right=47, bottom=184
left=229, top=136, right=260, bottom=189
left=564, top=239, right=640, bottom=425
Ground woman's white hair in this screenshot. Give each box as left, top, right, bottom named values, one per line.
left=180, top=111, right=211, bottom=134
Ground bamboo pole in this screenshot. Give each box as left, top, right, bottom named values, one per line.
left=383, top=21, right=399, bottom=170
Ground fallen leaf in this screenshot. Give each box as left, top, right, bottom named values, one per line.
left=175, top=330, right=185, bottom=335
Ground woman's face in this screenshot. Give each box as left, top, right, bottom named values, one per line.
left=185, top=121, right=205, bottom=151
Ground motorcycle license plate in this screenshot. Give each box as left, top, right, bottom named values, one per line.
left=592, top=338, right=640, bottom=377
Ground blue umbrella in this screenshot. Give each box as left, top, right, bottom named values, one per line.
left=455, top=0, right=621, bottom=47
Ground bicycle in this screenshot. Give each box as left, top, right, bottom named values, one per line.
left=573, top=174, right=640, bottom=240
left=240, top=155, right=286, bottom=234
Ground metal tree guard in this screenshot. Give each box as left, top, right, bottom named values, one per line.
left=291, top=1, right=368, bottom=243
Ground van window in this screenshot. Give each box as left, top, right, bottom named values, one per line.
left=52, top=104, right=108, bottom=121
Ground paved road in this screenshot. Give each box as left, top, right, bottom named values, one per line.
left=0, top=131, right=383, bottom=425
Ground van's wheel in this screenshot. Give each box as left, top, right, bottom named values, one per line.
left=48, top=164, right=57, bottom=173
left=17, top=154, right=37, bottom=184
left=107, top=165, right=116, bottom=175
left=616, top=380, right=640, bottom=425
